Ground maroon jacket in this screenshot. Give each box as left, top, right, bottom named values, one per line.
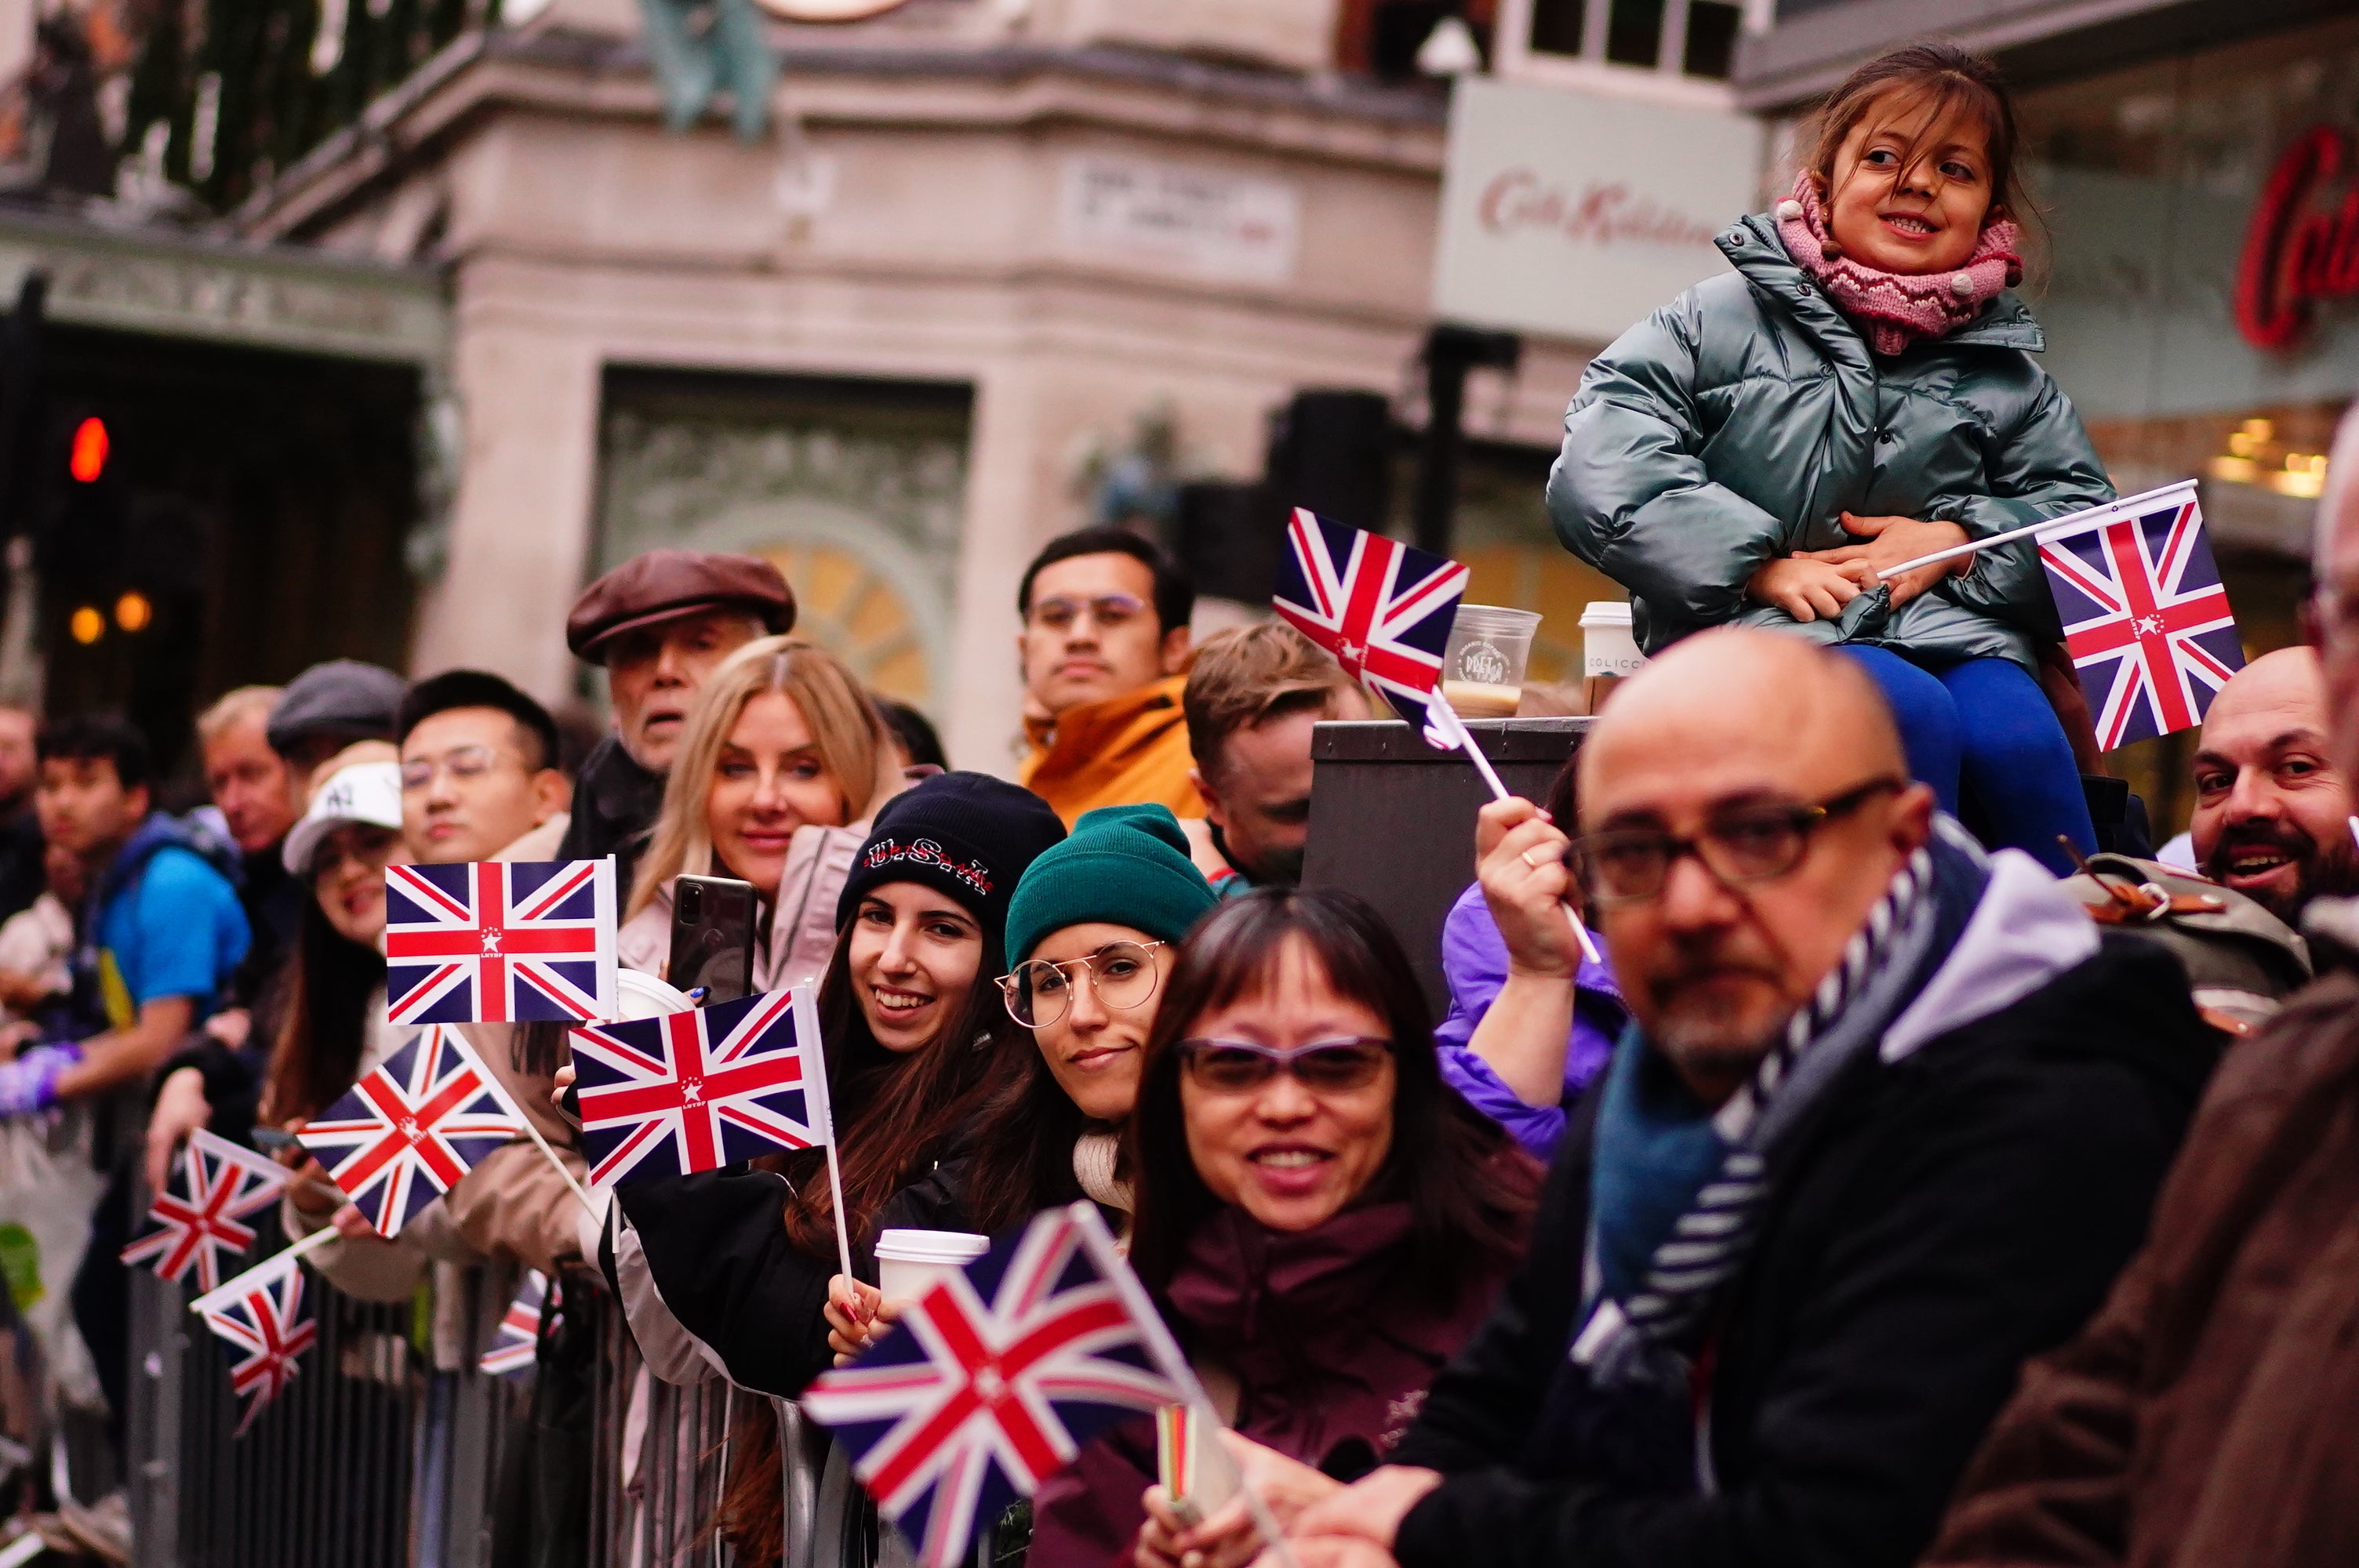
left=1029, top=1201, right=1518, bottom=1566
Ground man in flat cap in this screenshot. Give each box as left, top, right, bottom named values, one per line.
left=560, top=550, right=795, bottom=901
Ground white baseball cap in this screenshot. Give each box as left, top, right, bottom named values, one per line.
left=282, top=761, right=405, bottom=877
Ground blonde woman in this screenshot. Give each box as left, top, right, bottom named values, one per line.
left=619, top=636, right=903, bottom=992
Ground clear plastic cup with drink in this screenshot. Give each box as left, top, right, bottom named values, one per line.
left=1442, top=605, right=1542, bottom=720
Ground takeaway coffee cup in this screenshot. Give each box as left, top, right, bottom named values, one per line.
left=1442, top=605, right=1543, bottom=720
left=1579, top=601, right=1645, bottom=712
left=874, top=1229, right=990, bottom=1305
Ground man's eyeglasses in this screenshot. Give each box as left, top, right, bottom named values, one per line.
left=998, top=941, right=1167, bottom=1029
left=1027, top=594, right=1148, bottom=635
left=399, top=746, right=507, bottom=793
left=1177, top=1037, right=1393, bottom=1096
left=1566, top=777, right=1906, bottom=906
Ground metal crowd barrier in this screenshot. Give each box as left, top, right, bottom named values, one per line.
left=123, top=1236, right=538, bottom=1568
left=121, top=1230, right=1012, bottom=1568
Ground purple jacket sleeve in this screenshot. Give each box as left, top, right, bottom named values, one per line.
left=1434, top=882, right=1625, bottom=1161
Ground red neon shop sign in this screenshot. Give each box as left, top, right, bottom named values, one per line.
left=2237, top=124, right=2359, bottom=350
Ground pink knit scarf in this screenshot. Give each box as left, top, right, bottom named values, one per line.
left=1775, top=171, right=2022, bottom=357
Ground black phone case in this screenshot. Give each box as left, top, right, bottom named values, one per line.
left=667, top=874, right=758, bottom=1005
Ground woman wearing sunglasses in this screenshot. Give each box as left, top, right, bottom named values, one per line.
left=824, top=804, right=1219, bottom=1347
left=1027, top=887, right=1541, bottom=1568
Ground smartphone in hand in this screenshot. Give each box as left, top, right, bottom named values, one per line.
left=667, top=874, right=757, bottom=1006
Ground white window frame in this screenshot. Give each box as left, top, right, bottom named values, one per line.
left=1491, top=0, right=1774, bottom=110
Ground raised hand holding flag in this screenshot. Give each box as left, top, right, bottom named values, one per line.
left=121, top=1130, right=288, bottom=1292
left=802, top=1203, right=1302, bottom=1568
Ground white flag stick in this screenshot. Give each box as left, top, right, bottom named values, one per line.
left=444, top=1026, right=598, bottom=1218
left=1421, top=694, right=1605, bottom=969
left=187, top=1226, right=336, bottom=1317
left=1873, top=479, right=2200, bottom=582
left=798, top=987, right=856, bottom=1286
left=1067, top=1203, right=1307, bottom=1568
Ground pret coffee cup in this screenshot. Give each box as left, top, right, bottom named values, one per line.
left=1442, top=605, right=1542, bottom=720
left=874, top=1229, right=990, bottom=1305
left=1579, top=601, right=1644, bottom=713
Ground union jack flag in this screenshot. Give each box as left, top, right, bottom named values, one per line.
left=121, top=1130, right=288, bottom=1293
left=481, top=1269, right=552, bottom=1378
left=802, top=1203, right=1187, bottom=1568
left=2039, top=484, right=2244, bottom=750
left=569, top=989, right=831, bottom=1188
left=1273, top=508, right=1469, bottom=724
left=297, top=1025, right=525, bottom=1238
left=385, top=858, right=617, bottom=1025
left=192, top=1251, right=318, bottom=1434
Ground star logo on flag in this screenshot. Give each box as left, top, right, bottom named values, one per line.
left=2039, top=488, right=2243, bottom=750
left=572, top=990, right=833, bottom=1186
left=482, top=930, right=503, bottom=953
left=298, top=1026, right=526, bottom=1236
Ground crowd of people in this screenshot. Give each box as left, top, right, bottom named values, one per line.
left=0, top=36, right=2354, bottom=1568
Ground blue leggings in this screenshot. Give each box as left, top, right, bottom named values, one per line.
left=1840, top=646, right=2095, bottom=876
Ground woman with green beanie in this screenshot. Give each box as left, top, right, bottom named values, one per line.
left=825, top=803, right=1219, bottom=1352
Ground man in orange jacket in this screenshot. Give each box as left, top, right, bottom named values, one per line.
left=1016, top=528, right=1201, bottom=827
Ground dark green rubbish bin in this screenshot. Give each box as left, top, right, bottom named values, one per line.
left=1301, top=717, right=1589, bottom=1018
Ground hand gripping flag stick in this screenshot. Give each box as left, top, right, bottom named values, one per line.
left=1065, top=1203, right=1307, bottom=1568
left=1872, top=480, right=2200, bottom=582
left=1424, top=697, right=1605, bottom=969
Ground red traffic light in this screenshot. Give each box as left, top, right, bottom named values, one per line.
left=69, top=417, right=107, bottom=483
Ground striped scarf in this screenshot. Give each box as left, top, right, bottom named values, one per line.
left=1570, top=822, right=1989, bottom=1401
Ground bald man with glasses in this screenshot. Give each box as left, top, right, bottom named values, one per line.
left=1274, top=628, right=2216, bottom=1568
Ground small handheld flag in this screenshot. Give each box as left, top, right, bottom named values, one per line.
left=2037, top=481, right=2243, bottom=750
left=481, top=1269, right=552, bottom=1378
left=297, top=1025, right=526, bottom=1238
left=191, top=1250, right=318, bottom=1434
left=385, top=858, right=618, bottom=1025
left=801, top=1203, right=1191, bottom=1568
left=121, top=1130, right=289, bottom=1292
left=1273, top=508, right=1469, bottom=724
left=569, top=989, right=833, bottom=1188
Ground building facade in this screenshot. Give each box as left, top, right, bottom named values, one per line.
left=231, top=0, right=1618, bottom=771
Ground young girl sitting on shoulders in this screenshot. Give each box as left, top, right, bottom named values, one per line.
left=1551, top=42, right=2108, bottom=870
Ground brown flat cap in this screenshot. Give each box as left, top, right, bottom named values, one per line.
left=567, top=550, right=797, bottom=663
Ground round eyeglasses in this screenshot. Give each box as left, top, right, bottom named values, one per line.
left=997, top=941, right=1167, bottom=1029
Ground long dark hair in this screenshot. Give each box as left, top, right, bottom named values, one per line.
left=1125, top=887, right=1539, bottom=1304
left=772, top=911, right=1023, bottom=1255
left=717, top=893, right=1023, bottom=1560
left=260, top=898, right=387, bottom=1124
left=1803, top=41, right=2037, bottom=254
left=955, top=1027, right=1098, bottom=1237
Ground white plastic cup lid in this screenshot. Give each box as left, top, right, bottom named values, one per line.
left=874, top=1229, right=991, bottom=1264
left=1578, top=601, right=1634, bottom=629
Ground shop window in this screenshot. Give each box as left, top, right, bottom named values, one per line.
left=1527, top=0, right=1739, bottom=82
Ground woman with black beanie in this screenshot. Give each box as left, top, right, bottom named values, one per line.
left=598, top=770, right=1067, bottom=1403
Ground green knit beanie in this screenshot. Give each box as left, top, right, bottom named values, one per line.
left=1004, top=804, right=1219, bottom=964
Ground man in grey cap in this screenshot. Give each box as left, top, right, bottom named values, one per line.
left=559, top=550, right=795, bottom=899
left=264, top=658, right=406, bottom=801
